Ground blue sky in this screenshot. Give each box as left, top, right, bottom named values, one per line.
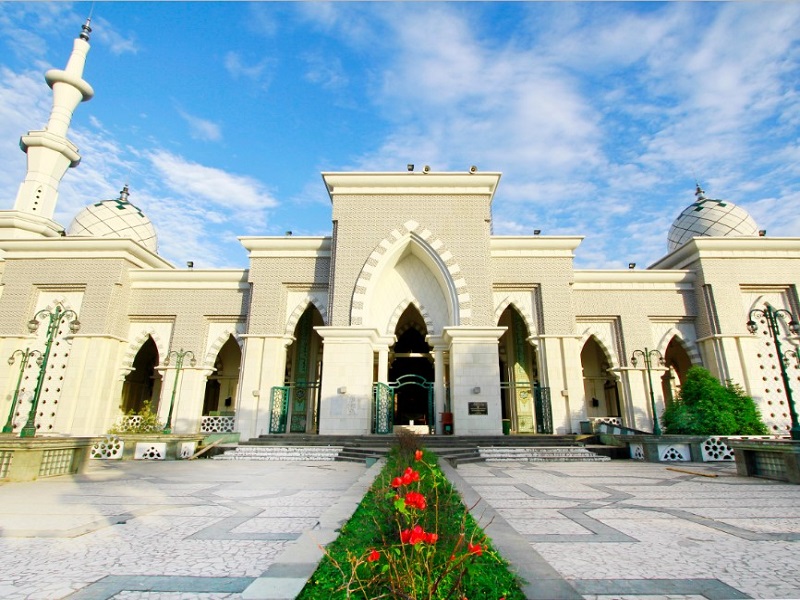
left=0, top=2, right=798, bottom=269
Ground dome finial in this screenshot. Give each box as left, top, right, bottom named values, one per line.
left=119, top=184, right=130, bottom=203
left=695, top=183, right=705, bottom=200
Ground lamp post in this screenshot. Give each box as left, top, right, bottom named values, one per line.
left=22, top=303, right=80, bottom=437
left=630, top=347, right=664, bottom=436
left=162, top=349, right=196, bottom=434
left=3, top=348, right=43, bottom=434
left=747, top=303, right=800, bottom=440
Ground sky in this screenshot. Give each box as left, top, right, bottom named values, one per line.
left=0, top=2, right=798, bottom=270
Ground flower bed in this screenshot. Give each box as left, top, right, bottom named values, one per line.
left=298, top=438, right=524, bottom=599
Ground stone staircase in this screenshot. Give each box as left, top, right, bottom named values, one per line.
left=213, top=434, right=613, bottom=464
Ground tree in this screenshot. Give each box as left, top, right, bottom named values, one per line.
left=661, top=367, right=768, bottom=436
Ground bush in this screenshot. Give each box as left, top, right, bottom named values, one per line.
left=661, top=367, right=768, bottom=436
left=108, top=402, right=164, bottom=434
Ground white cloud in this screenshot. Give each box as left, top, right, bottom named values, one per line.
left=224, top=51, right=272, bottom=86
left=92, top=17, right=138, bottom=55
left=304, top=53, right=347, bottom=90
left=148, top=150, right=278, bottom=212
left=177, top=109, right=222, bottom=142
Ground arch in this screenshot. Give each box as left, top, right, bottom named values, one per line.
left=121, top=329, right=168, bottom=380
left=203, top=324, right=246, bottom=367
left=495, top=297, right=537, bottom=337
left=580, top=335, right=622, bottom=420
left=121, top=337, right=160, bottom=414
left=351, top=221, right=470, bottom=327
left=285, top=293, right=328, bottom=335
left=386, top=298, right=436, bottom=337
left=656, top=327, right=702, bottom=366
left=578, top=328, right=620, bottom=371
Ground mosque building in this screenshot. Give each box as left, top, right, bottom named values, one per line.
left=1, top=22, right=798, bottom=442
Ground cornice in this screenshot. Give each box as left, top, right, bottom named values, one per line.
left=321, top=171, right=501, bottom=200
left=239, top=236, right=331, bottom=258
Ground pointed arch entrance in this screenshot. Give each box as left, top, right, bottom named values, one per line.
left=388, top=306, right=434, bottom=431
left=121, top=336, right=161, bottom=414
left=202, top=335, right=241, bottom=416
left=498, top=306, right=550, bottom=433
left=270, top=305, right=324, bottom=434
left=580, top=336, right=622, bottom=420
left=662, top=336, right=693, bottom=406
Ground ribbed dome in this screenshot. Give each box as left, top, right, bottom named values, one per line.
left=67, top=185, right=158, bottom=253
left=667, top=186, right=759, bottom=252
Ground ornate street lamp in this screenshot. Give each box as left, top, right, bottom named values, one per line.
left=22, top=303, right=80, bottom=437
left=162, top=349, right=196, bottom=434
left=3, top=348, right=43, bottom=434
left=747, top=303, right=800, bottom=440
left=630, top=348, right=665, bottom=436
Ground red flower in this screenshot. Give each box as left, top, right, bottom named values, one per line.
left=391, top=477, right=403, bottom=488
left=467, top=542, right=482, bottom=556
left=404, top=491, right=427, bottom=510
left=425, top=532, right=438, bottom=544
left=415, top=449, right=423, bottom=461
left=400, top=525, right=436, bottom=545
left=367, top=549, right=380, bottom=562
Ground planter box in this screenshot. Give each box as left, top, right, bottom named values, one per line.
left=90, top=434, right=205, bottom=461
left=727, top=439, right=800, bottom=484
left=0, top=436, right=95, bottom=482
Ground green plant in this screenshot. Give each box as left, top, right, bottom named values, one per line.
left=662, top=367, right=768, bottom=436
left=108, top=402, right=165, bottom=434
left=299, top=445, right=524, bottom=599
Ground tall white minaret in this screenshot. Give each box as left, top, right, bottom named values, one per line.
left=11, top=19, right=94, bottom=233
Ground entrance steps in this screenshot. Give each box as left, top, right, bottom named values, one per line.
left=213, top=434, right=611, bottom=464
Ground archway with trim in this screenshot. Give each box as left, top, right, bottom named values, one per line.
left=387, top=305, right=435, bottom=431
left=580, top=335, right=622, bottom=423
left=202, top=335, right=241, bottom=418
left=121, top=336, right=160, bottom=414
left=661, top=335, right=694, bottom=407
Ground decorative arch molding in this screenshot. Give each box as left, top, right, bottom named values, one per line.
left=495, top=297, right=537, bottom=337
left=285, top=294, right=328, bottom=335
left=120, top=329, right=168, bottom=381
left=350, top=220, right=470, bottom=327
left=203, top=324, right=246, bottom=367
left=578, top=328, right=620, bottom=371
left=385, top=298, right=436, bottom=337
left=657, top=327, right=702, bottom=366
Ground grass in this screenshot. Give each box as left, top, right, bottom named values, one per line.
left=298, top=437, right=525, bottom=599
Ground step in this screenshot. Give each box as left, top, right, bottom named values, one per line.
left=214, top=446, right=343, bottom=461
left=478, top=446, right=610, bottom=462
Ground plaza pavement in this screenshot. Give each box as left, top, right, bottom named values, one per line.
left=0, top=457, right=799, bottom=600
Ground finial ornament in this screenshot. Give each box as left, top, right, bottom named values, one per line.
left=119, top=184, right=130, bottom=203
left=695, top=183, right=705, bottom=200
left=80, top=17, right=92, bottom=41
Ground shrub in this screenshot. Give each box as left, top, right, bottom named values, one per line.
left=108, top=402, right=164, bottom=434
left=662, top=367, right=768, bottom=436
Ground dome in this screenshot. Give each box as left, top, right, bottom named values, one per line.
left=667, top=186, right=759, bottom=252
left=67, top=185, right=158, bottom=253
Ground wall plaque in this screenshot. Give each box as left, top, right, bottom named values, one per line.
left=468, top=402, right=488, bottom=415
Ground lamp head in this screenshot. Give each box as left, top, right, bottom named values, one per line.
left=27, top=319, right=39, bottom=334
left=7, top=356, right=14, bottom=366
left=746, top=319, right=758, bottom=334
left=189, top=356, right=197, bottom=368
left=69, top=319, right=81, bottom=334
left=789, top=320, right=800, bottom=335
left=630, top=355, right=638, bottom=367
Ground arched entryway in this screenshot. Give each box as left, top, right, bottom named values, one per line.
left=662, top=336, right=693, bottom=406
left=498, top=306, right=550, bottom=433
left=389, top=306, right=434, bottom=429
left=203, top=335, right=241, bottom=416
left=580, top=336, right=622, bottom=421
left=121, top=336, right=161, bottom=414
left=275, top=305, right=324, bottom=434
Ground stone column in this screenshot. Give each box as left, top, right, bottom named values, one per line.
left=444, top=327, right=505, bottom=435
left=316, top=327, right=380, bottom=435
left=236, top=335, right=293, bottom=441
left=428, top=335, right=447, bottom=434
left=537, top=334, right=585, bottom=434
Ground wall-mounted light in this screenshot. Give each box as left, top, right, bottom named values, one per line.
left=407, top=164, right=414, bottom=172
left=252, top=390, right=260, bottom=397
left=758, top=230, right=766, bottom=237
left=469, top=165, right=478, bottom=173
left=533, top=230, right=541, bottom=235
left=338, top=386, right=347, bottom=394
left=472, top=386, right=481, bottom=394
left=186, top=261, right=194, bottom=269
left=422, top=165, right=430, bottom=173
left=628, top=263, right=636, bottom=269
left=285, top=231, right=293, bottom=236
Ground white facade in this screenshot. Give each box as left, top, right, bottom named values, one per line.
left=1, top=25, right=799, bottom=442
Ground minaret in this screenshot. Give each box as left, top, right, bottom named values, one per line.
left=10, top=19, right=94, bottom=235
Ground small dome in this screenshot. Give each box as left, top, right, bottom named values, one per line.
left=67, top=185, right=158, bottom=253
left=667, top=186, right=759, bottom=252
